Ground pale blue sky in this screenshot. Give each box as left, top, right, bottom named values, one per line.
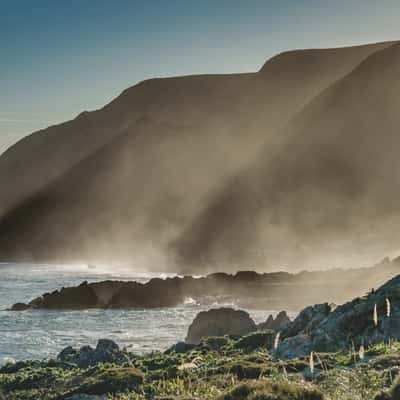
left=1, top=0, right=400, bottom=154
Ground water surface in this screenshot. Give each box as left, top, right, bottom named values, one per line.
left=0, top=263, right=290, bottom=364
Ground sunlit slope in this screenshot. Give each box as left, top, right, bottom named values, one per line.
left=0, top=42, right=394, bottom=266
left=175, top=42, right=400, bottom=271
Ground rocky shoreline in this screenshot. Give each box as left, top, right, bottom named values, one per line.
left=2, top=274, right=400, bottom=399
left=9, top=256, right=400, bottom=311
left=183, top=274, right=400, bottom=358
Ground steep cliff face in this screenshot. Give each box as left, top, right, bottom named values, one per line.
left=0, top=41, right=396, bottom=268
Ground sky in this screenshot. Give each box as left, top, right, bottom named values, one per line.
left=1, top=0, right=400, bottom=154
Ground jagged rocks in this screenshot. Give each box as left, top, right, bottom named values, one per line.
left=258, top=311, right=291, bottom=331
left=10, top=257, right=400, bottom=311
left=281, top=303, right=331, bottom=339
left=57, top=339, right=128, bottom=368
left=183, top=308, right=290, bottom=347
left=276, top=275, right=400, bottom=359
left=185, top=308, right=256, bottom=344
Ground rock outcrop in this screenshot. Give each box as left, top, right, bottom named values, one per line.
left=275, top=274, right=400, bottom=359
left=9, top=257, right=400, bottom=311
left=258, top=311, right=291, bottom=331
left=57, top=339, right=130, bottom=368
left=181, top=274, right=400, bottom=359
left=185, top=308, right=257, bottom=344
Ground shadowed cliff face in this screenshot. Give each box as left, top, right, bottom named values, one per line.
left=174, top=42, right=400, bottom=272
left=0, top=41, right=397, bottom=270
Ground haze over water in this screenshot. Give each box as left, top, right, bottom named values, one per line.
left=0, top=263, right=284, bottom=364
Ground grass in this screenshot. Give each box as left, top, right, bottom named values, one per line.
left=218, top=380, right=324, bottom=400
left=0, top=337, right=398, bottom=400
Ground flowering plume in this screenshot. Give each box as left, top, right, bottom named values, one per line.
left=386, top=298, right=391, bottom=317
left=309, top=351, right=314, bottom=374
left=359, top=345, right=365, bottom=360
left=373, top=304, right=378, bottom=327
left=274, top=332, right=280, bottom=350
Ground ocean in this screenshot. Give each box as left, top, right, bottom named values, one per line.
left=0, top=263, right=290, bottom=364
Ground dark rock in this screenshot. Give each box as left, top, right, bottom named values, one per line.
left=10, top=257, right=400, bottom=310
left=165, top=341, right=196, bottom=354
left=23, top=284, right=100, bottom=310
left=58, top=346, right=78, bottom=362
left=276, top=274, right=400, bottom=359
left=57, top=339, right=127, bottom=368
left=281, top=303, right=331, bottom=338
left=275, top=334, right=313, bottom=360
left=96, top=339, right=119, bottom=354
left=258, top=311, right=291, bottom=331
left=185, top=308, right=257, bottom=344
left=10, top=302, right=29, bottom=311
left=76, top=346, right=97, bottom=369
left=234, top=271, right=260, bottom=281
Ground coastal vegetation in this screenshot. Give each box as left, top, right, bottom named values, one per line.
left=4, top=267, right=400, bottom=399
left=0, top=335, right=399, bottom=399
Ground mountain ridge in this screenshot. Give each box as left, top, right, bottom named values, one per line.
left=0, top=40, right=397, bottom=270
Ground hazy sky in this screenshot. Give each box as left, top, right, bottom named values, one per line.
left=1, top=0, right=400, bottom=154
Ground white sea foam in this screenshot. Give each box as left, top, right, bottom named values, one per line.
left=0, top=263, right=289, bottom=364
left=183, top=296, right=197, bottom=305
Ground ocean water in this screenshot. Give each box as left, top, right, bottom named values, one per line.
left=0, top=263, right=289, bottom=364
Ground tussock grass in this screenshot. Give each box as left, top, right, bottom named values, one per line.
left=218, top=380, right=323, bottom=400
left=2, top=338, right=400, bottom=400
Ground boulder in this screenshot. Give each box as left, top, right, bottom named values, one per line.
left=185, top=308, right=257, bottom=344
left=58, top=339, right=127, bottom=368
left=95, top=339, right=120, bottom=360
left=58, top=346, right=78, bottom=363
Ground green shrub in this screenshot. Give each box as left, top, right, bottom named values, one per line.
left=71, top=367, right=143, bottom=395
left=219, top=380, right=324, bottom=400
left=375, top=374, right=400, bottom=400
left=234, top=331, right=275, bottom=352
left=201, top=336, right=231, bottom=351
